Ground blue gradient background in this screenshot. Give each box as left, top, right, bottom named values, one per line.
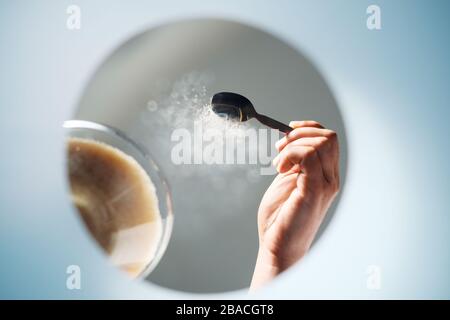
left=0, top=0, right=449, bottom=299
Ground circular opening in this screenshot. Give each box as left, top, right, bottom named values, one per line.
left=68, top=18, right=347, bottom=293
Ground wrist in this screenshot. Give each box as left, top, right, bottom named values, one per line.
left=256, top=247, right=283, bottom=270
left=250, top=248, right=281, bottom=291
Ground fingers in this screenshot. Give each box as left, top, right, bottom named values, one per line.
left=273, top=121, right=339, bottom=185
left=284, top=137, right=336, bottom=183
left=276, top=144, right=322, bottom=178
left=273, top=137, right=325, bottom=167
left=274, top=120, right=323, bottom=151
left=289, top=120, right=324, bottom=129
left=276, top=126, right=335, bottom=152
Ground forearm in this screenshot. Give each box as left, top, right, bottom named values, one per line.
left=250, top=204, right=326, bottom=291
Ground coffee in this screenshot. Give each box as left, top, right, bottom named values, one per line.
left=67, top=137, right=162, bottom=277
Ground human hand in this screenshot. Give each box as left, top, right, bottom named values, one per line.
left=250, top=121, right=340, bottom=290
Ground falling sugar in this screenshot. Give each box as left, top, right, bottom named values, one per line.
left=130, top=72, right=277, bottom=226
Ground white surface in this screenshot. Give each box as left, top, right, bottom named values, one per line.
left=0, top=0, right=449, bottom=299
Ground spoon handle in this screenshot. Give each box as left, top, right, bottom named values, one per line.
left=255, top=114, right=293, bottom=134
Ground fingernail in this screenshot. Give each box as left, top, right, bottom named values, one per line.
left=276, top=162, right=284, bottom=173
left=273, top=154, right=281, bottom=167
left=275, top=139, right=284, bottom=150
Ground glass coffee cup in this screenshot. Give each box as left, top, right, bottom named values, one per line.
left=63, top=120, right=173, bottom=278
